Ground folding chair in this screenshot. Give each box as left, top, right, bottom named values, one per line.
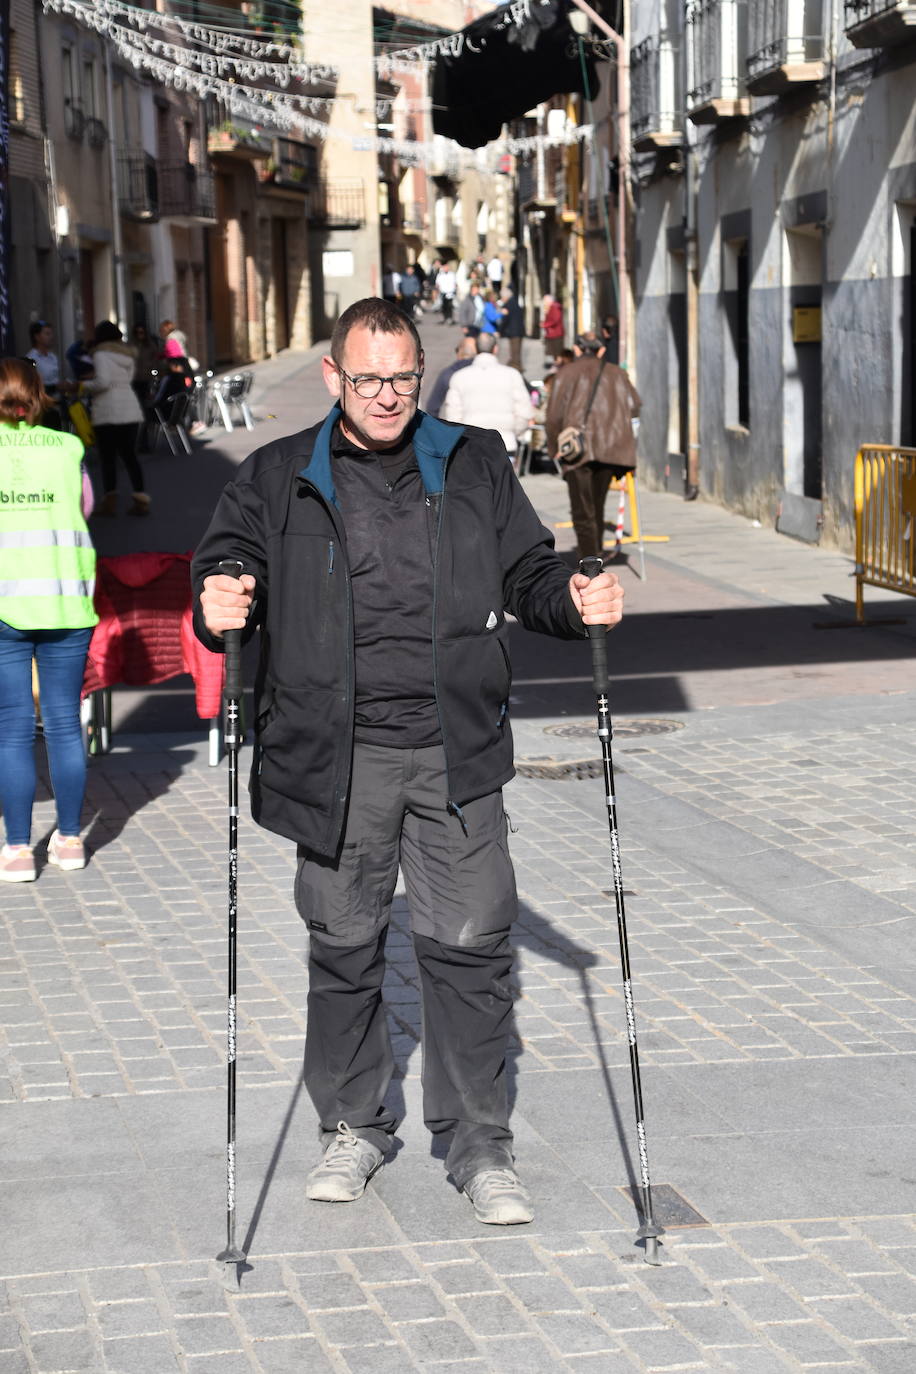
left=153, top=390, right=193, bottom=455
left=225, top=372, right=255, bottom=431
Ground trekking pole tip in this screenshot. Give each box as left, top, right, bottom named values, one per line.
left=636, top=1221, right=665, bottom=1266
left=213, top=1249, right=251, bottom=1290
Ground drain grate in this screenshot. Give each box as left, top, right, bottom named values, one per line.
left=544, top=718, right=685, bottom=740
left=620, top=1184, right=708, bottom=1229
left=516, top=757, right=604, bottom=780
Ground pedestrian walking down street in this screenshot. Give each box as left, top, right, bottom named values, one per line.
left=382, top=264, right=402, bottom=305
left=192, top=298, right=623, bottom=1225
left=0, top=358, right=97, bottom=884
left=425, top=335, right=476, bottom=417
left=26, top=320, right=73, bottom=427
left=82, top=322, right=150, bottom=518
left=486, top=253, right=504, bottom=292
left=545, top=332, right=641, bottom=559
left=440, top=332, right=534, bottom=464
left=499, top=287, right=526, bottom=371
left=435, top=263, right=457, bottom=323
left=541, top=293, right=565, bottom=359
left=455, top=282, right=484, bottom=335
left=399, top=264, right=423, bottom=319
left=480, top=291, right=503, bottom=336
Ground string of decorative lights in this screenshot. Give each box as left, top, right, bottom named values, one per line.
left=41, top=0, right=592, bottom=167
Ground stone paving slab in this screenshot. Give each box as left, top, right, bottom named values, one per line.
left=3, top=710, right=916, bottom=1370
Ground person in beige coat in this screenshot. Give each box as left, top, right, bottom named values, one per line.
left=82, top=321, right=149, bottom=517
left=440, top=334, right=533, bottom=459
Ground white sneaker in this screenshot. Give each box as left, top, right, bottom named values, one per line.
left=305, top=1121, right=384, bottom=1202
left=47, top=830, right=86, bottom=871
left=0, top=845, right=36, bottom=883
left=464, top=1169, right=534, bottom=1225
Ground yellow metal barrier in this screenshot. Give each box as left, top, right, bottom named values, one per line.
left=855, top=444, right=916, bottom=623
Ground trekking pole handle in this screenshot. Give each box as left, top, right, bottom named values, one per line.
left=217, top=560, right=245, bottom=703
left=578, top=557, right=609, bottom=694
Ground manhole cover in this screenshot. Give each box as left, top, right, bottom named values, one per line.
left=620, top=1184, right=708, bottom=1229
left=516, top=757, right=604, bottom=780
left=544, top=718, right=686, bottom=740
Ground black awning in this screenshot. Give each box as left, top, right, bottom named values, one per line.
left=432, top=1, right=601, bottom=150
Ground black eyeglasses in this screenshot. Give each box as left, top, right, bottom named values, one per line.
left=337, top=367, right=423, bottom=399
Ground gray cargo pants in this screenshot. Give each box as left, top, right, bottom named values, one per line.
left=295, top=742, right=518, bottom=1190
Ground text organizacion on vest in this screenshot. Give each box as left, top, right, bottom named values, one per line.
left=1, top=431, right=70, bottom=505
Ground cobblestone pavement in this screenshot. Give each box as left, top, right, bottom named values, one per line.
left=2, top=326, right=915, bottom=1371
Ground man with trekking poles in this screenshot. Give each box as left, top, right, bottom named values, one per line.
left=192, top=298, right=623, bottom=1226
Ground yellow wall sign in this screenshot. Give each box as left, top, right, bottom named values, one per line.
left=793, top=306, right=822, bottom=342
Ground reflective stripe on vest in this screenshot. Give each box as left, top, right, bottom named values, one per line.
left=1, top=529, right=95, bottom=549
left=0, top=578, right=95, bottom=597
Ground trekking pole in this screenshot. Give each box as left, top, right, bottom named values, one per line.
left=580, top=555, right=663, bottom=1265
left=215, top=558, right=247, bottom=1270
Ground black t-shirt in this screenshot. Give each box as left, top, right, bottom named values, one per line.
left=332, top=422, right=442, bottom=747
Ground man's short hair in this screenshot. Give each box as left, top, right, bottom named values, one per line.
left=476, top=333, right=497, bottom=354
left=330, top=297, right=422, bottom=365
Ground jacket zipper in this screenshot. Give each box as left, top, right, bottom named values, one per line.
left=298, top=479, right=353, bottom=829
left=430, top=463, right=455, bottom=818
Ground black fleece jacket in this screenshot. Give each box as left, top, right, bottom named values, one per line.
left=192, top=405, right=587, bottom=857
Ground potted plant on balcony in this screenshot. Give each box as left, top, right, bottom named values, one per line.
left=257, top=158, right=279, bottom=184
left=208, top=121, right=267, bottom=155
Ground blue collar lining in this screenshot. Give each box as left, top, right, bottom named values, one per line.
left=297, top=406, right=464, bottom=505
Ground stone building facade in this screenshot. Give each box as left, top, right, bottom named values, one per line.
left=629, top=0, right=916, bottom=548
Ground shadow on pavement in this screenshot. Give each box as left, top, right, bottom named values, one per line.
left=512, top=904, right=642, bottom=1223
left=506, top=596, right=916, bottom=719
left=82, top=748, right=200, bottom=856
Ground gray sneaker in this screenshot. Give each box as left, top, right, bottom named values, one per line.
left=305, top=1121, right=385, bottom=1202
left=464, top=1169, right=534, bottom=1225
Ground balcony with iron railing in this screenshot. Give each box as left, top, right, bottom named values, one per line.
left=844, top=0, right=916, bottom=47
left=86, top=117, right=108, bottom=151
left=64, top=99, right=84, bottom=142
left=400, top=202, right=426, bottom=233
left=746, top=0, right=825, bottom=95
left=118, top=149, right=159, bottom=222
left=258, top=137, right=318, bottom=192
left=158, top=162, right=217, bottom=222
left=206, top=102, right=273, bottom=160
left=309, top=180, right=366, bottom=228
left=686, top=0, right=750, bottom=123
left=631, top=32, right=684, bottom=150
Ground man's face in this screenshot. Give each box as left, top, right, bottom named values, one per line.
left=322, top=324, right=423, bottom=450
left=37, top=326, right=53, bottom=350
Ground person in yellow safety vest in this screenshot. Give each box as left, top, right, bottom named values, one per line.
left=0, top=358, right=98, bottom=883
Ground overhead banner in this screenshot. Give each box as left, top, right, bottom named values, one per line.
left=432, top=0, right=600, bottom=150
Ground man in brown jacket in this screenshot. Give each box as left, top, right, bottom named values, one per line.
left=545, top=331, right=641, bottom=558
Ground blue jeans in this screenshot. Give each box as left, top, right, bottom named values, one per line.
left=0, top=622, right=93, bottom=847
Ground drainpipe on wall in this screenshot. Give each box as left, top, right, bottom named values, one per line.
left=683, top=1, right=700, bottom=499
left=104, top=47, right=129, bottom=336
left=568, top=0, right=631, bottom=371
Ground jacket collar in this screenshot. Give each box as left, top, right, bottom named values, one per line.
left=298, top=405, right=464, bottom=505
